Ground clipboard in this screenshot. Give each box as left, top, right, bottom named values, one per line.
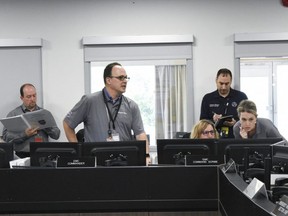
left=215, top=115, right=233, bottom=128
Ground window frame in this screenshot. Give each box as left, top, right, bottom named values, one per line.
left=234, top=32, right=288, bottom=89
left=82, top=35, right=195, bottom=132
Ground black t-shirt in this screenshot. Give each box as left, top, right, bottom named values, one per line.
left=200, top=88, right=248, bottom=138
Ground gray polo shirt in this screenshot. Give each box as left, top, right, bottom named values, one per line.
left=233, top=117, right=283, bottom=139
left=64, top=89, right=145, bottom=142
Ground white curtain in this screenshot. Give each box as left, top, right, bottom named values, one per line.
left=155, top=65, right=187, bottom=139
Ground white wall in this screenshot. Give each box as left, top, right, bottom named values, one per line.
left=1, top=0, right=288, bottom=141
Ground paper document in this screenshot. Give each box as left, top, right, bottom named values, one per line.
left=0, top=109, right=57, bottom=132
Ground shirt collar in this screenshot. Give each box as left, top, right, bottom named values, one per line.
left=21, top=104, right=40, bottom=113
left=216, top=88, right=234, bottom=99
left=103, top=87, right=121, bottom=105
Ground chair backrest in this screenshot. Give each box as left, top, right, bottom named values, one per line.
left=76, top=129, right=84, bottom=142
left=175, top=132, right=190, bottom=138
left=182, top=132, right=191, bottom=138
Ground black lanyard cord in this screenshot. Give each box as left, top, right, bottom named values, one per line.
left=102, top=89, right=122, bottom=130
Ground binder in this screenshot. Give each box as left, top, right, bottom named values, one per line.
left=0, top=109, right=57, bottom=132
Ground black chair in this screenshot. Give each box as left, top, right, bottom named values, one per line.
left=76, top=129, right=84, bottom=142
left=175, top=132, right=190, bottom=138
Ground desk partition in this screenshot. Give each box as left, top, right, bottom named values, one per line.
left=219, top=169, right=276, bottom=216
left=0, top=165, right=218, bottom=214
left=1, top=164, right=282, bottom=215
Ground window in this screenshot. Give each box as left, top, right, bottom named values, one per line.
left=240, top=58, right=288, bottom=139
left=83, top=35, right=194, bottom=146
left=91, top=63, right=156, bottom=144
left=90, top=60, right=187, bottom=146
left=234, top=32, right=288, bottom=139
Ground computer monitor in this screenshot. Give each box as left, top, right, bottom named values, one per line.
left=30, top=142, right=81, bottom=167
left=81, top=140, right=146, bottom=166
left=156, top=138, right=218, bottom=165
left=272, top=140, right=288, bottom=174
left=0, top=143, right=14, bottom=168
left=217, top=138, right=283, bottom=169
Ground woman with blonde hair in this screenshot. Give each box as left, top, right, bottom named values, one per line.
left=190, top=119, right=219, bottom=139
left=233, top=99, right=283, bottom=139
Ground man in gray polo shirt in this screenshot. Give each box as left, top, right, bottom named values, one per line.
left=2, top=83, right=60, bottom=158
left=63, top=62, right=148, bottom=154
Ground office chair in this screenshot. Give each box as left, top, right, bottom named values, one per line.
left=175, top=132, right=190, bottom=138
left=76, top=129, right=84, bottom=142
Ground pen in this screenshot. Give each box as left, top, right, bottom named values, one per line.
left=224, top=102, right=229, bottom=115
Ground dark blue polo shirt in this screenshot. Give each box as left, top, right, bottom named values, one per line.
left=200, top=88, right=248, bottom=138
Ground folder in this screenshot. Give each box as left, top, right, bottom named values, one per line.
left=0, top=109, right=57, bottom=132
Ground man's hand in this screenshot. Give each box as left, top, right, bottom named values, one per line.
left=223, top=118, right=236, bottom=127
left=213, top=113, right=222, bottom=122
left=146, top=156, right=151, bottom=166
left=25, top=127, right=38, bottom=137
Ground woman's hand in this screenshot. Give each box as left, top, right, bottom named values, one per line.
left=239, top=126, right=248, bottom=139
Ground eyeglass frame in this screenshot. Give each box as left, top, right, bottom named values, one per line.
left=110, top=75, right=130, bottom=81
left=201, top=130, right=215, bottom=136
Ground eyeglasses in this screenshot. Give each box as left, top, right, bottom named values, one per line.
left=202, top=130, right=215, bottom=136
left=110, top=75, right=130, bottom=81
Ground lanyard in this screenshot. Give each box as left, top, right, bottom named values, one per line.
left=102, top=89, right=122, bottom=131
left=21, top=106, right=27, bottom=113
left=21, top=105, right=36, bottom=113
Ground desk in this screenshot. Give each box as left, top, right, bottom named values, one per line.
left=218, top=168, right=276, bottom=216
left=3, top=164, right=280, bottom=216
left=0, top=165, right=218, bottom=214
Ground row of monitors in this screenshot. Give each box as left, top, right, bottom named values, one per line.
left=0, top=138, right=286, bottom=168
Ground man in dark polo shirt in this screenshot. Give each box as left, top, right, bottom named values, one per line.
left=200, top=68, right=248, bottom=138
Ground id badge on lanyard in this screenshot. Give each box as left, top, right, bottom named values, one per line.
left=104, top=93, right=122, bottom=141
left=107, top=130, right=120, bottom=141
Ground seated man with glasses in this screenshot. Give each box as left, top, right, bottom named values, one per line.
left=63, top=62, right=149, bottom=157
left=190, top=119, right=219, bottom=139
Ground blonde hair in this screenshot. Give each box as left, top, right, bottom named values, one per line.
left=237, top=99, right=258, bottom=117
left=190, top=119, right=219, bottom=139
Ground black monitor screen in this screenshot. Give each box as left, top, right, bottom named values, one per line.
left=217, top=138, right=283, bottom=169
left=157, top=139, right=218, bottom=165
left=0, top=143, right=13, bottom=168
left=81, top=140, right=146, bottom=166
left=30, top=142, right=81, bottom=167
left=272, top=140, right=288, bottom=173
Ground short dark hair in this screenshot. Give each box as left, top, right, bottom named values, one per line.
left=20, top=83, right=35, bottom=97
left=103, top=62, right=122, bottom=84
left=216, top=68, right=232, bottom=79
